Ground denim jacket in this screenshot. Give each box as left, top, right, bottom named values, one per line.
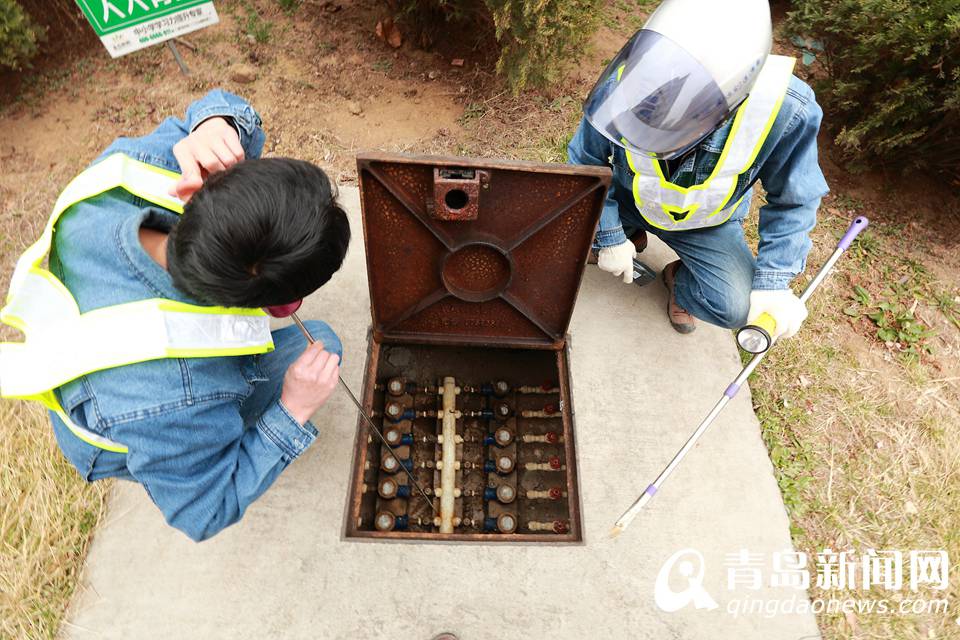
left=568, top=75, right=830, bottom=290
left=46, top=90, right=318, bottom=541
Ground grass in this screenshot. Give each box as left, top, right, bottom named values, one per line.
left=745, top=205, right=960, bottom=639
left=0, top=401, right=109, bottom=639
left=277, top=0, right=302, bottom=13
left=242, top=1, right=273, bottom=44
left=602, top=0, right=657, bottom=31
left=0, top=131, right=110, bottom=640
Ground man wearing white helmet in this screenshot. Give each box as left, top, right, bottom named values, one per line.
left=570, top=0, right=829, bottom=339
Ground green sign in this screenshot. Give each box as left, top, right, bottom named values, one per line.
left=75, top=0, right=218, bottom=57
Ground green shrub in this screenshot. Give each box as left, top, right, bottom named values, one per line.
left=0, top=0, right=43, bottom=70
left=396, top=0, right=602, bottom=92
left=788, top=0, right=960, bottom=176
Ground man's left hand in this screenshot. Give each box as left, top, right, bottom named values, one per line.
left=170, top=117, right=245, bottom=202
left=747, top=289, right=808, bottom=340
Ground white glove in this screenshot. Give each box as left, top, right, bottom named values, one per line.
left=597, top=240, right=638, bottom=284
left=747, top=289, right=808, bottom=340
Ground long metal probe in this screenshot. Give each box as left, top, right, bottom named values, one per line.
left=611, top=217, right=869, bottom=537
left=290, top=312, right=437, bottom=514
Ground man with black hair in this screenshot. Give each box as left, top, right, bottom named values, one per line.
left=0, top=90, right=350, bottom=541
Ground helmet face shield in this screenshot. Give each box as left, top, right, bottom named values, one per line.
left=584, top=30, right=731, bottom=160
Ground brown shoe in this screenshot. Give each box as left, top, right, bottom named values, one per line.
left=630, top=230, right=648, bottom=254
left=587, top=231, right=648, bottom=265
left=662, top=260, right=696, bottom=334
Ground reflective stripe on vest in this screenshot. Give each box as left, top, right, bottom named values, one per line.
left=0, top=153, right=275, bottom=453
left=624, top=55, right=796, bottom=232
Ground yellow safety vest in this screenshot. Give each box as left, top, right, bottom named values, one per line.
left=624, top=55, right=797, bottom=231
left=0, top=153, right=275, bottom=453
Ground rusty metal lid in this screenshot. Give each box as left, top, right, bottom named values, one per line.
left=357, top=152, right=611, bottom=349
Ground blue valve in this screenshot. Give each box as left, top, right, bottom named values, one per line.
left=378, top=478, right=412, bottom=500
left=375, top=511, right=410, bottom=532
left=387, top=409, right=417, bottom=423
left=391, top=433, right=414, bottom=447
left=484, top=427, right=513, bottom=448
left=483, top=513, right=517, bottom=533
left=381, top=456, right=413, bottom=474
left=484, top=484, right=517, bottom=504
left=484, top=454, right=515, bottom=475
left=478, top=381, right=510, bottom=397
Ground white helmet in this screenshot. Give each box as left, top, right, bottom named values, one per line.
left=583, top=0, right=772, bottom=160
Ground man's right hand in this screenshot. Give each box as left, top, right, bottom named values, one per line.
left=280, top=341, right=340, bottom=425
left=169, top=116, right=245, bottom=203
left=597, top=240, right=638, bottom=284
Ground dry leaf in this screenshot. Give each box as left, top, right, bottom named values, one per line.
left=375, top=18, right=403, bottom=49
left=844, top=610, right=860, bottom=633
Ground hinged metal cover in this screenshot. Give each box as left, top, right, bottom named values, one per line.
left=357, top=152, right=611, bottom=349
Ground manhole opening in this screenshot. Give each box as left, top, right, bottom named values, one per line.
left=346, top=343, right=582, bottom=543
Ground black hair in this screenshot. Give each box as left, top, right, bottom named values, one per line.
left=167, top=158, right=350, bottom=308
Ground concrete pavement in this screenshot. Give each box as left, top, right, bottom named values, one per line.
left=62, top=186, right=821, bottom=640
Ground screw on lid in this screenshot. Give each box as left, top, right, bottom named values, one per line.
left=382, top=455, right=399, bottom=471
left=496, top=484, right=516, bottom=503
left=545, top=431, right=558, bottom=444
left=387, top=377, right=405, bottom=396
left=495, top=428, right=512, bottom=445
left=385, top=427, right=402, bottom=444
left=375, top=511, right=396, bottom=531
left=553, top=519, right=569, bottom=534
left=497, top=513, right=517, bottom=533
left=379, top=478, right=397, bottom=498
left=549, top=456, right=562, bottom=470
left=497, top=455, right=515, bottom=473
left=494, top=380, right=510, bottom=395
left=385, top=401, right=402, bottom=417
left=548, top=486, right=563, bottom=500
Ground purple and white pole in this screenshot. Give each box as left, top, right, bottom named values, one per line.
left=612, top=217, right=869, bottom=537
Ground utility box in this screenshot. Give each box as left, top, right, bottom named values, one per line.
left=345, top=152, right=610, bottom=542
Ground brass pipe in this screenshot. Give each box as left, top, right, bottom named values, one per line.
left=439, top=376, right=458, bottom=533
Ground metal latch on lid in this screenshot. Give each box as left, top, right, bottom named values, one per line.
left=428, top=167, right=490, bottom=221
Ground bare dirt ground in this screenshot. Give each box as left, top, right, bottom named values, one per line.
left=1, top=1, right=959, bottom=638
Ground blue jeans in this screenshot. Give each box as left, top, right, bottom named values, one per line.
left=239, top=321, right=342, bottom=429
left=620, top=197, right=755, bottom=329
